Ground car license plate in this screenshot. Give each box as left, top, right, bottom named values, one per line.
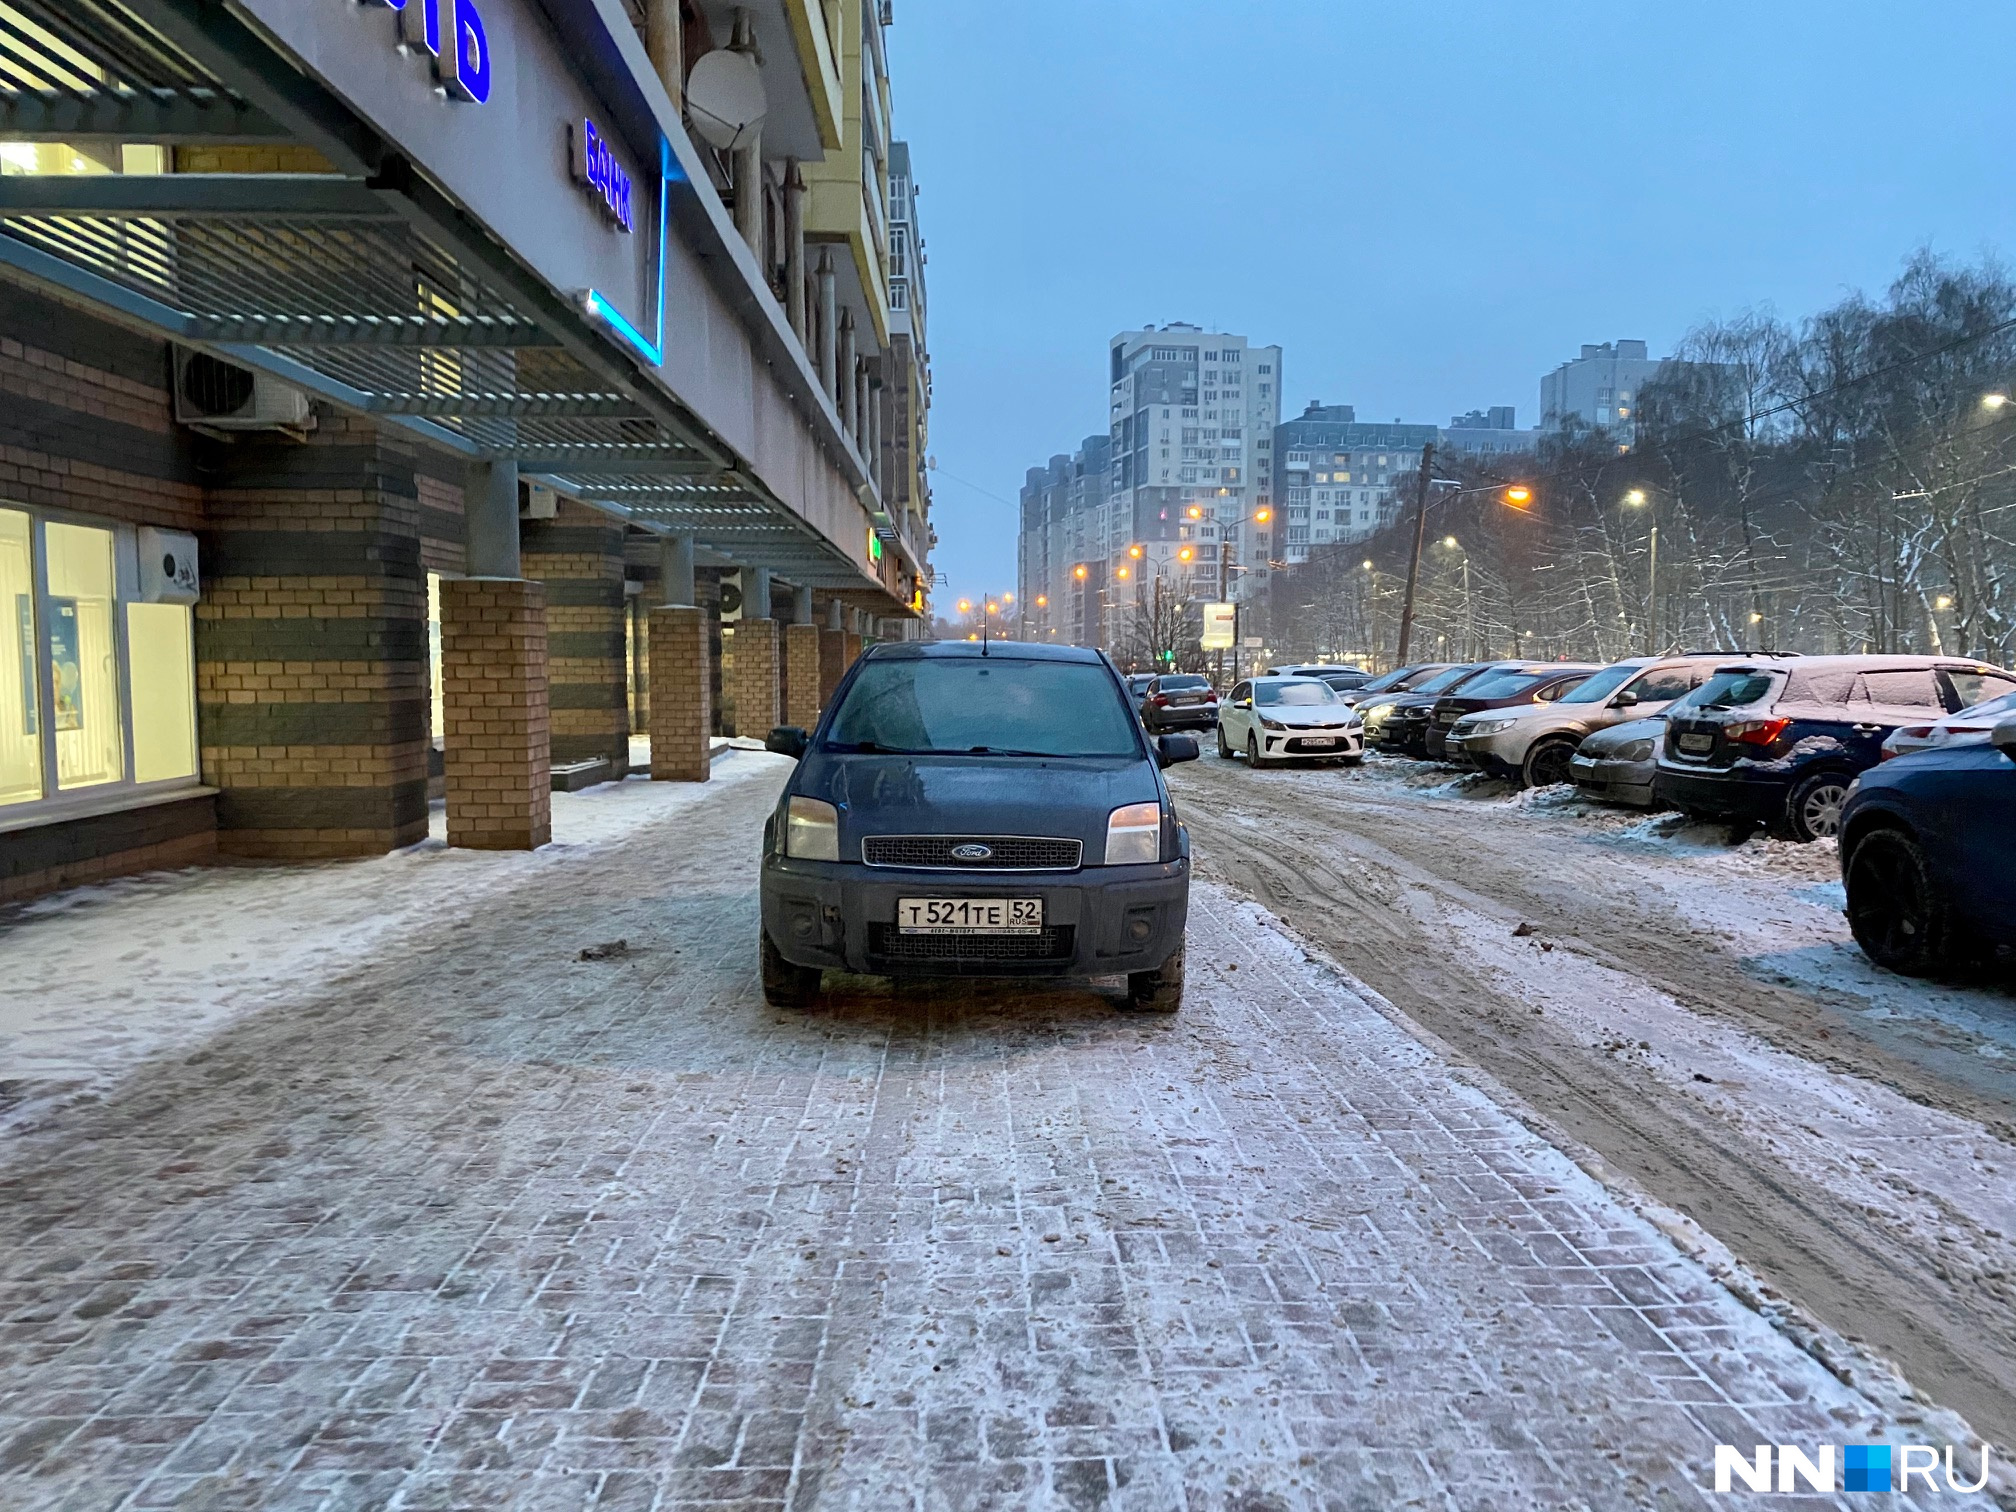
left=897, top=897, right=1044, bottom=934
left=1678, top=733, right=1713, bottom=753
left=1299, top=736, right=1338, bottom=747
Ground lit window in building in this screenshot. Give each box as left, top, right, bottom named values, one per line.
left=0, top=509, right=40, bottom=804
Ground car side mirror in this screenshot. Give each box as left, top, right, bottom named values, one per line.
left=1610, top=689, right=1640, bottom=709
left=765, top=726, right=809, bottom=760
left=1236, top=697, right=1253, bottom=709
left=1156, top=733, right=1200, bottom=768
left=1995, top=716, right=2016, bottom=761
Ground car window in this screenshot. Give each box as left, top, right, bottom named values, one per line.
left=825, top=658, right=1142, bottom=757
left=1535, top=676, right=1588, bottom=702
left=1946, top=669, right=2016, bottom=710
left=1319, top=673, right=1367, bottom=689
left=1695, top=671, right=1777, bottom=708
left=1460, top=671, right=1553, bottom=700
left=1782, top=667, right=1859, bottom=703
left=1230, top=681, right=1251, bottom=702
left=1955, top=688, right=2016, bottom=722
left=1255, top=679, right=1337, bottom=706
left=1158, top=675, right=1210, bottom=690
left=1558, top=665, right=1637, bottom=704
left=1414, top=664, right=1487, bottom=695
left=1629, top=667, right=1698, bottom=702
left=1852, top=669, right=1943, bottom=709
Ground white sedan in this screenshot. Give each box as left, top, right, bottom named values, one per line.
left=1218, top=676, right=1366, bottom=767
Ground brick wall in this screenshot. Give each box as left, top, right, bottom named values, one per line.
left=784, top=623, right=822, bottom=729
left=647, top=605, right=711, bottom=782
left=522, top=500, right=628, bottom=774
left=819, top=627, right=850, bottom=705
left=727, top=618, right=780, bottom=737
left=440, top=578, right=550, bottom=849
left=1, top=796, right=218, bottom=907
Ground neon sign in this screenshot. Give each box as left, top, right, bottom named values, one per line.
left=570, top=120, right=635, bottom=233
left=368, top=0, right=493, bottom=104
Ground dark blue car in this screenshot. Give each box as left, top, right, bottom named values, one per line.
left=1838, top=717, right=2016, bottom=975
left=1655, top=655, right=2014, bottom=841
left=759, top=641, right=1197, bottom=1010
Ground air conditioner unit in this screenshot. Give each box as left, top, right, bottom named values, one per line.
left=137, top=526, right=200, bottom=604
left=173, top=349, right=315, bottom=434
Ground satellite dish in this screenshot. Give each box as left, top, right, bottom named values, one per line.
left=686, top=49, right=767, bottom=150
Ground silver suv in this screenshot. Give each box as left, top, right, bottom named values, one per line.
left=1448, top=655, right=1726, bottom=788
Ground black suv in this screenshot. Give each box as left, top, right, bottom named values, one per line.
left=761, top=642, right=1197, bottom=1010
left=1655, top=655, right=2015, bottom=841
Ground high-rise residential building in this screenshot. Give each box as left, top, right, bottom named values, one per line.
left=1539, top=340, right=1664, bottom=444
left=880, top=142, right=932, bottom=560
left=1018, top=436, right=1112, bottom=646
left=1440, top=406, right=1541, bottom=458
left=1105, top=324, right=1284, bottom=614
left=1272, top=404, right=1438, bottom=562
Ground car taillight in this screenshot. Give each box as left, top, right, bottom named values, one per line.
left=1725, top=717, right=1791, bottom=749
left=1151, top=694, right=1170, bottom=706
left=1881, top=726, right=1933, bottom=760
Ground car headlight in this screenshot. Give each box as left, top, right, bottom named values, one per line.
left=1104, top=802, right=1163, bottom=865
left=1259, top=716, right=1285, bottom=730
left=1467, top=718, right=1515, bottom=737
left=1618, top=739, right=1655, bottom=761
left=784, top=795, right=840, bottom=861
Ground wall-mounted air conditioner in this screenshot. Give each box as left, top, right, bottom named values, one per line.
left=173, top=349, right=315, bottom=435
left=137, top=526, right=200, bottom=604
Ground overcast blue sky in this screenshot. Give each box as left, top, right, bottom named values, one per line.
left=884, top=2, right=2016, bottom=605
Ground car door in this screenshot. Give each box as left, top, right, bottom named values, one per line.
left=1847, top=669, right=1948, bottom=767
left=1223, top=680, right=1254, bottom=745
left=1616, top=664, right=1698, bottom=723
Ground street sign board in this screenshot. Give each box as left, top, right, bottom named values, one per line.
left=1200, top=602, right=1236, bottom=650
left=1243, top=636, right=1264, bottom=648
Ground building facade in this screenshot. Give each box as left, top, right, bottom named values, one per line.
left=1539, top=340, right=1664, bottom=444
left=1440, top=406, right=1542, bottom=459
left=0, top=0, right=930, bottom=903
left=1272, top=406, right=1438, bottom=562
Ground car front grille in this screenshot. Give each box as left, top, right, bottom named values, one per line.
left=868, top=924, right=1076, bottom=963
left=861, top=835, right=1084, bottom=871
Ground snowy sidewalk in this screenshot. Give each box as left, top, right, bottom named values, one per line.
left=0, top=757, right=1998, bottom=1509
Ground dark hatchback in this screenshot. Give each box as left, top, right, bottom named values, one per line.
left=760, top=642, right=1197, bottom=1011
left=1655, top=655, right=2014, bottom=841
left=1369, top=661, right=1514, bottom=757
left=1422, top=662, right=1598, bottom=762
left=1838, top=717, right=2016, bottom=976
left=1138, top=672, right=1220, bottom=733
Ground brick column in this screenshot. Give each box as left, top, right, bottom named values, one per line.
left=728, top=618, right=780, bottom=737
left=783, top=623, right=822, bottom=729
left=440, top=578, right=551, bottom=850
left=521, top=501, right=628, bottom=776
left=648, top=605, right=711, bottom=781
left=819, top=627, right=849, bottom=705
left=843, top=630, right=863, bottom=669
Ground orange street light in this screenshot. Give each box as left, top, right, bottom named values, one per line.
left=956, top=597, right=972, bottom=613
left=1254, top=507, right=1272, bottom=523
left=1503, top=485, right=1534, bottom=508
left=1115, top=566, right=1131, bottom=580
left=1127, top=544, right=1143, bottom=559
left=1187, top=505, right=1203, bottom=519
left=1035, top=595, right=1048, bottom=607
left=1177, top=546, right=1195, bottom=562
left=985, top=602, right=999, bottom=615
left=1003, top=592, right=1015, bottom=604
left=1072, top=565, right=1088, bottom=581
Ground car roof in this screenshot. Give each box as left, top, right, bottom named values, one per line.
left=875, top=640, right=1107, bottom=664
left=1253, top=674, right=1330, bottom=683
left=1707, top=653, right=1991, bottom=674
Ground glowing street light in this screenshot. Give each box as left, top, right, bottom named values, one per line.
left=1936, top=595, right=1955, bottom=610
left=1187, top=505, right=1204, bottom=519
left=1984, top=393, right=2010, bottom=410
left=1003, top=593, right=1015, bottom=604
left=985, top=601, right=999, bottom=616
left=1442, top=535, right=1459, bottom=549
left=1035, top=595, right=1047, bottom=608
left=1749, top=611, right=1765, bottom=624
left=1254, top=507, right=1272, bottom=523
left=1503, top=485, right=1534, bottom=508
left=1127, top=544, right=1143, bottom=559
left=1624, top=489, right=1648, bottom=506
left=1362, top=559, right=1374, bottom=571
left=1176, top=546, right=1195, bottom=562
left=956, top=597, right=972, bottom=613
left=1072, top=565, right=1088, bottom=581
left=1115, top=566, right=1131, bottom=580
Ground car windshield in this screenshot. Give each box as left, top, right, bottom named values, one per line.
left=1358, top=666, right=1427, bottom=694
left=1319, top=672, right=1367, bottom=687
left=1413, top=664, right=1487, bottom=696
left=1956, top=688, right=2016, bottom=723
left=1558, top=664, right=1639, bottom=704
left=1695, top=670, right=1778, bottom=709
left=1255, top=679, right=1336, bottom=706
left=1459, top=671, right=1553, bottom=700
left=825, top=657, right=1142, bottom=757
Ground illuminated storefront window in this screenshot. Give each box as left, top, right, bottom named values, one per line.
left=0, top=506, right=198, bottom=812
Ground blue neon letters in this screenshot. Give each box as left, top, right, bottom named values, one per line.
left=370, top=0, right=492, bottom=105
left=571, top=120, right=636, bottom=233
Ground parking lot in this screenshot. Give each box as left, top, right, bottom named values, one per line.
left=1173, top=747, right=2016, bottom=1453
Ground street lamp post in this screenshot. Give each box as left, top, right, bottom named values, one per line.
left=1396, top=453, right=1532, bottom=664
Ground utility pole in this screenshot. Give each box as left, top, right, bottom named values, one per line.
left=1394, top=441, right=1436, bottom=665
left=1216, top=538, right=1230, bottom=686
left=1647, top=523, right=1660, bottom=655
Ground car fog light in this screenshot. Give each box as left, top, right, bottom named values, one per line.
left=1104, top=802, right=1163, bottom=865
left=784, top=796, right=840, bottom=861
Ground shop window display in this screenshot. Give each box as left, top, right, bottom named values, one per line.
left=45, top=522, right=124, bottom=790
left=0, top=509, right=39, bottom=806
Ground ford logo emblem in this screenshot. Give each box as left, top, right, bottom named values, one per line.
left=950, top=843, right=993, bottom=861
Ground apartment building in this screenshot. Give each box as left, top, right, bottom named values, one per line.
left=1539, top=339, right=1664, bottom=444
left=1272, top=405, right=1438, bottom=562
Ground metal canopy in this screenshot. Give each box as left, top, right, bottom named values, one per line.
left=0, top=0, right=896, bottom=596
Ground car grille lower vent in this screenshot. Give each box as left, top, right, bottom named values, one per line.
left=868, top=925, right=1076, bottom=964
left=861, top=835, right=1083, bottom=871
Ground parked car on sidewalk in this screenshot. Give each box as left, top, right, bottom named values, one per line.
left=1365, top=661, right=1509, bottom=755
left=1424, top=662, right=1600, bottom=763
left=1451, top=655, right=1728, bottom=788
left=1654, top=655, right=2015, bottom=841
left=759, top=641, right=1197, bottom=1011
left=1218, top=676, right=1365, bottom=766
left=1839, top=716, right=2016, bottom=975
left=1568, top=716, right=1673, bottom=807
left=1880, top=684, right=2016, bottom=761
left=1137, top=673, right=1220, bottom=733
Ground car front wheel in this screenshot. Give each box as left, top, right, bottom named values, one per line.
left=1217, top=723, right=1234, bottom=759
left=1246, top=732, right=1271, bottom=769
left=760, top=930, right=824, bottom=1008
left=1775, top=770, right=1853, bottom=842
left=1128, top=945, right=1184, bottom=1012
left=1845, top=827, right=1953, bottom=976
left=1522, top=738, right=1579, bottom=790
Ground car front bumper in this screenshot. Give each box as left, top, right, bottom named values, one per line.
left=1453, top=730, right=1522, bottom=776
left=761, top=853, right=1191, bottom=978
left=1147, top=707, right=1219, bottom=730
left=1257, top=726, right=1364, bottom=760
left=1568, top=752, right=1658, bottom=806
left=1652, top=764, right=1791, bottom=822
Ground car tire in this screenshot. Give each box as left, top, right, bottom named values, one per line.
left=1340, top=754, right=1364, bottom=767
left=1845, top=827, right=1953, bottom=977
left=1774, top=770, right=1854, bottom=843
left=1128, top=945, right=1184, bottom=1012
left=1217, top=724, right=1233, bottom=759
left=1246, top=732, right=1271, bottom=769
left=1521, top=738, right=1580, bottom=790
left=760, top=930, right=824, bottom=1008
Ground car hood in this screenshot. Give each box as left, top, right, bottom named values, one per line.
left=794, top=752, right=1162, bottom=850
left=1254, top=706, right=1359, bottom=727
left=1579, top=716, right=1667, bottom=755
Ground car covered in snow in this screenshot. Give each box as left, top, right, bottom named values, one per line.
left=1451, top=654, right=1731, bottom=788
left=1879, top=681, right=2016, bottom=762
left=1654, top=655, right=2016, bottom=841
left=1218, top=675, right=1365, bottom=766
left=1567, top=715, right=1672, bottom=807
left=1839, top=714, right=2016, bottom=975
left=759, top=641, right=1196, bottom=1011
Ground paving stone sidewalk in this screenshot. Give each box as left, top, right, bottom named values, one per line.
left=0, top=758, right=1991, bottom=1510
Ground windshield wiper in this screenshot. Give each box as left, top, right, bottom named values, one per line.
left=824, top=740, right=933, bottom=755
left=963, top=745, right=1064, bottom=757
